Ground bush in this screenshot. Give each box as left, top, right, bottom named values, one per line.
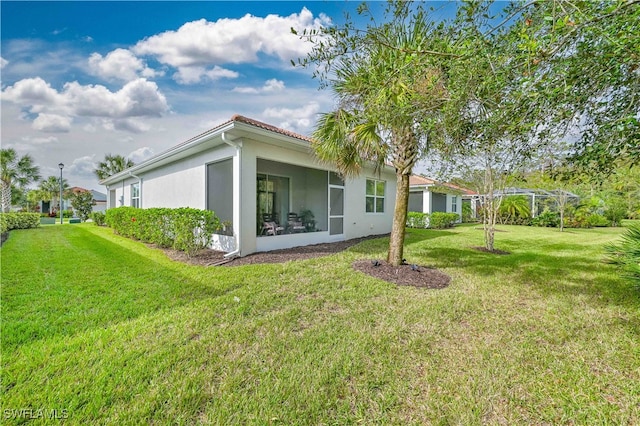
left=605, top=224, right=640, bottom=289
left=407, top=212, right=429, bottom=228
left=0, top=213, right=40, bottom=233
left=429, top=212, right=458, bottom=229
left=461, top=203, right=475, bottom=223
left=587, top=214, right=610, bottom=227
left=605, top=197, right=627, bottom=227
left=91, top=211, right=106, bottom=226
left=531, top=210, right=560, bottom=227
left=105, top=207, right=221, bottom=256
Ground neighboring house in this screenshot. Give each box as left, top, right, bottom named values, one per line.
left=39, top=188, right=107, bottom=215
left=100, top=115, right=398, bottom=257
left=67, top=187, right=108, bottom=213
left=89, top=189, right=107, bottom=212
left=409, top=175, right=475, bottom=220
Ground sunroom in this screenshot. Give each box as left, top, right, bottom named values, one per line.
left=254, top=159, right=348, bottom=250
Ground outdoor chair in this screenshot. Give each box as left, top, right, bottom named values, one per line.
left=287, top=213, right=306, bottom=233
left=261, top=213, right=284, bottom=236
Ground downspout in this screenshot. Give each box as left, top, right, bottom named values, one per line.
left=129, top=172, right=142, bottom=208
left=221, top=132, right=242, bottom=258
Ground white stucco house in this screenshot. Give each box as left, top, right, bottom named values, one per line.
left=409, top=175, right=475, bottom=220
left=100, top=115, right=397, bottom=257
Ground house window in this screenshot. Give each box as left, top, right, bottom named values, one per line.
left=131, top=183, right=140, bottom=208
left=451, top=195, right=458, bottom=212
left=365, top=179, right=385, bottom=213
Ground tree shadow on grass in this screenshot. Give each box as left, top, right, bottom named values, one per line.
left=1, top=226, right=247, bottom=350
left=415, top=244, right=639, bottom=312
left=347, top=229, right=457, bottom=255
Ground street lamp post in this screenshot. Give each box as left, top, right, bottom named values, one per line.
left=58, top=163, right=64, bottom=224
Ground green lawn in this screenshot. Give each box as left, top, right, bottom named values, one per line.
left=1, top=223, right=638, bottom=424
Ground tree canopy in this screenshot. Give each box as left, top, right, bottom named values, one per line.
left=94, top=154, right=135, bottom=181
left=1, top=148, right=41, bottom=212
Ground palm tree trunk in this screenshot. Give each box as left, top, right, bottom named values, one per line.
left=1, top=180, right=11, bottom=213
left=387, top=172, right=410, bottom=266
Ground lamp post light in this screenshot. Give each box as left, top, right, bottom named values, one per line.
left=58, top=163, right=64, bottom=224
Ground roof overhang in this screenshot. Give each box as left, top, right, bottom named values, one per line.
left=99, top=118, right=312, bottom=186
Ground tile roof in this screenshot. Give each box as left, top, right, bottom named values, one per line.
left=230, top=114, right=312, bottom=142
left=410, top=175, right=477, bottom=195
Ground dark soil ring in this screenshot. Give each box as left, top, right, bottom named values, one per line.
left=352, top=260, right=450, bottom=289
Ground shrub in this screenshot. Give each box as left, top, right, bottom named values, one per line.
left=531, top=210, right=560, bottom=227
left=429, top=212, right=458, bottom=229
left=105, top=207, right=220, bottom=256
left=605, top=224, right=640, bottom=289
left=0, top=212, right=40, bottom=233
left=605, top=197, right=627, bottom=227
left=461, top=203, right=475, bottom=223
left=91, top=211, right=106, bottom=226
left=407, top=212, right=429, bottom=228
left=587, top=214, right=610, bottom=227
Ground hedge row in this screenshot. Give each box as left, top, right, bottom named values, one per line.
left=105, top=207, right=221, bottom=256
left=407, top=212, right=459, bottom=229
left=0, top=213, right=40, bottom=233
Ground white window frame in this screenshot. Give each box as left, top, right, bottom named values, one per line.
left=131, top=182, right=140, bottom=208
left=451, top=195, right=458, bottom=213
left=365, top=179, right=386, bottom=213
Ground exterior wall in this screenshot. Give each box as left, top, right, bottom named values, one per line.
left=446, top=193, right=463, bottom=221
left=408, top=187, right=462, bottom=221
left=143, top=145, right=236, bottom=209
left=106, top=177, right=140, bottom=209
left=105, top=145, right=235, bottom=210
left=342, top=171, right=396, bottom=240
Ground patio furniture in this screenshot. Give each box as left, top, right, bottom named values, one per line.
left=287, top=213, right=306, bottom=233
left=261, top=214, right=284, bottom=236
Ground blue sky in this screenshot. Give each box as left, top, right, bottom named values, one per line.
left=1, top=1, right=454, bottom=191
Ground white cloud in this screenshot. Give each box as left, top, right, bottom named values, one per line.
left=128, top=146, right=154, bottom=163
left=65, top=79, right=168, bottom=118
left=2, top=77, right=169, bottom=133
left=233, top=78, right=285, bottom=94
left=172, top=65, right=238, bottom=85
left=32, top=113, right=72, bottom=133
left=263, top=101, right=320, bottom=133
left=1, top=77, right=63, bottom=107
left=113, top=118, right=151, bottom=133
left=88, top=48, right=160, bottom=82
left=67, top=155, right=97, bottom=178
left=0, top=57, right=8, bottom=69
left=133, top=8, right=330, bottom=83
left=21, top=135, right=59, bottom=145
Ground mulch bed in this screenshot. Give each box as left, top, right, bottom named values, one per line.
left=160, top=235, right=387, bottom=267
left=159, top=234, right=451, bottom=288
left=0, top=232, right=8, bottom=247
left=353, top=260, right=450, bottom=289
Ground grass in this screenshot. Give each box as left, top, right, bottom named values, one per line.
left=1, top=223, right=638, bottom=424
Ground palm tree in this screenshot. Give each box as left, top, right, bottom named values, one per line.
left=1, top=149, right=41, bottom=213
left=39, top=176, right=69, bottom=214
left=94, top=154, right=134, bottom=181
left=310, top=11, right=448, bottom=266
left=499, top=196, right=531, bottom=224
